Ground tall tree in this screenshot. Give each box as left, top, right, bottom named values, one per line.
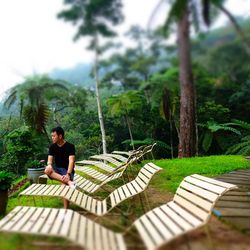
left=58, top=0, right=123, bottom=154
left=4, top=75, right=67, bottom=140
left=151, top=0, right=246, bottom=157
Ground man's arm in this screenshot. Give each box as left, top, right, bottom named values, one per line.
left=47, top=155, right=53, bottom=166
left=67, top=155, right=75, bottom=174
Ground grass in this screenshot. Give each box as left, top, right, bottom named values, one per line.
left=149, top=155, right=250, bottom=192
left=1, top=155, right=249, bottom=249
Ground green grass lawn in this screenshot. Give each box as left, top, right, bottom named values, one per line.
left=149, top=155, right=250, bottom=192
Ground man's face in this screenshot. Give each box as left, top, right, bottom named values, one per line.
left=51, top=132, right=62, bottom=144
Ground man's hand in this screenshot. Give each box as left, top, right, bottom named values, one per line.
left=44, top=165, right=53, bottom=175
left=61, top=174, right=70, bottom=183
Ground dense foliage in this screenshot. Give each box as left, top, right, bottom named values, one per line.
left=0, top=8, right=249, bottom=176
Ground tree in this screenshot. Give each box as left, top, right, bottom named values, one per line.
left=58, top=0, right=124, bottom=154
left=152, top=0, right=246, bottom=157
left=4, top=75, right=67, bottom=139
left=142, top=68, right=180, bottom=158
left=107, top=91, right=144, bottom=149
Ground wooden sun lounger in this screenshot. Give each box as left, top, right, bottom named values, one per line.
left=134, top=174, right=237, bottom=250
left=0, top=206, right=126, bottom=250
left=39, top=170, right=125, bottom=194
left=20, top=163, right=162, bottom=216
left=1, top=174, right=237, bottom=250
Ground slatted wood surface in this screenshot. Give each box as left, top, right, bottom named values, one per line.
left=212, top=168, right=250, bottom=233
left=20, top=163, right=162, bottom=216
left=112, top=150, right=131, bottom=156
left=0, top=206, right=126, bottom=250
left=102, top=153, right=128, bottom=163
left=75, top=160, right=115, bottom=172
left=39, top=169, right=125, bottom=194
left=134, top=174, right=237, bottom=250
left=75, top=165, right=124, bottom=182
left=89, top=155, right=123, bottom=167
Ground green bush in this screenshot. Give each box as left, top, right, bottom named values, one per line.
left=0, top=171, right=14, bottom=191
left=1, top=126, right=39, bottom=175
left=25, top=159, right=46, bottom=169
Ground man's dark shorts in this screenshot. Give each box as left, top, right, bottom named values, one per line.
left=54, top=167, right=74, bottom=181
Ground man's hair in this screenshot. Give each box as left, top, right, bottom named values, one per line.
left=51, top=126, right=64, bottom=138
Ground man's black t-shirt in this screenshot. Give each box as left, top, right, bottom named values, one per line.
left=48, top=142, right=75, bottom=169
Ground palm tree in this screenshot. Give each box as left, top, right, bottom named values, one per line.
left=142, top=68, right=180, bottom=158
left=4, top=74, right=68, bottom=139
left=58, top=0, right=124, bottom=154
left=107, top=91, right=143, bottom=150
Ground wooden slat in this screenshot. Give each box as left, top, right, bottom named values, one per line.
left=40, top=208, right=59, bottom=234
left=151, top=208, right=183, bottom=235
left=60, top=209, right=73, bottom=236
left=50, top=209, right=65, bottom=235
left=185, top=176, right=226, bottom=194
left=138, top=215, right=165, bottom=245
left=160, top=205, right=193, bottom=231
left=146, top=210, right=175, bottom=238
left=31, top=208, right=51, bottom=233
left=1, top=207, right=30, bottom=231
left=174, top=195, right=209, bottom=221
left=77, top=216, right=87, bottom=246
left=168, top=201, right=202, bottom=226
left=0, top=206, right=23, bottom=229
left=22, top=207, right=45, bottom=232
left=180, top=181, right=218, bottom=202
left=192, top=174, right=237, bottom=189
left=11, top=207, right=37, bottom=231
left=134, top=219, right=156, bottom=250
left=68, top=211, right=80, bottom=241
left=176, top=187, right=213, bottom=211
left=126, top=183, right=137, bottom=195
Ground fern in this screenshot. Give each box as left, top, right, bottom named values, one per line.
left=202, top=130, right=212, bottom=152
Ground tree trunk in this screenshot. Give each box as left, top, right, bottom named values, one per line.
left=125, top=114, right=135, bottom=150
left=177, top=4, right=197, bottom=158
left=94, top=35, right=107, bottom=154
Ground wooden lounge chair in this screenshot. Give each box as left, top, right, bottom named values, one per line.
left=39, top=169, right=125, bottom=194
left=19, top=163, right=162, bottom=216
left=1, top=174, right=237, bottom=250
left=75, top=146, right=153, bottom=182
left=0, top=206, right=126, bottom=250
left=134, top=174, right=237, bottom=250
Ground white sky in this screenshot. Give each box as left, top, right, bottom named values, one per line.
left=0, top=0, right=249, bottom=99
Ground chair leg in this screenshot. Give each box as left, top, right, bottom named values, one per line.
left=138, top=194, right=147, bottom=214
left=32, top=197, right=36, bottom=206
left=41, top=197, right=45, bottom=206
left=143, top=192, right=151, bottom=211
left=183, top=234, right=192, bottom=250
left=204, top=224, right=215, bottom=250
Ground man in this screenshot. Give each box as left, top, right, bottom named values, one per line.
left=44, top=126, right=75, bottom=209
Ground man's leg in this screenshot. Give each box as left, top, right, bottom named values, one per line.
left=44, top=165, right=70, bottom=184
left=44, top=166, right=72, bottom=209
